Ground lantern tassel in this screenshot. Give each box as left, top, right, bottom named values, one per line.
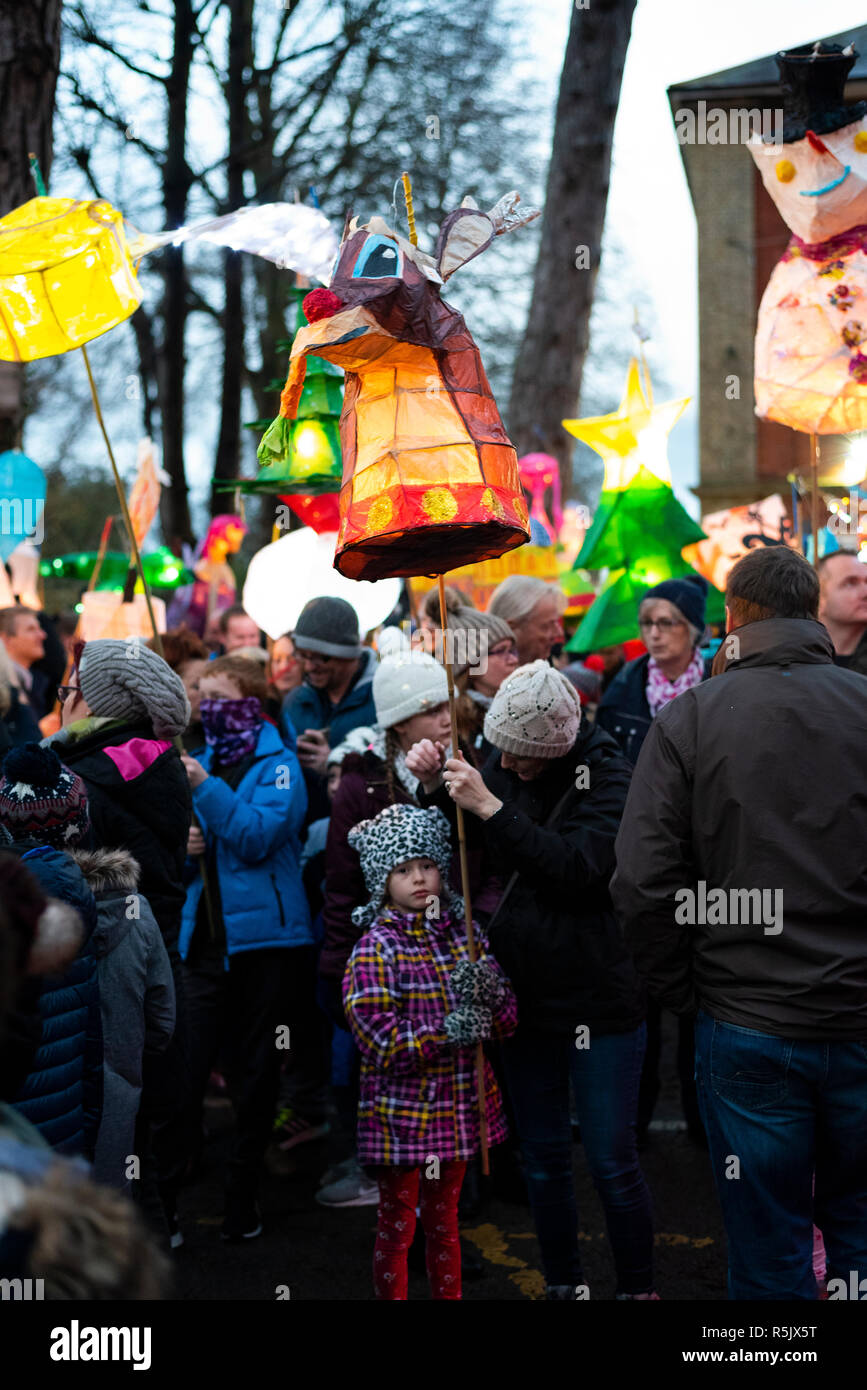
left=437, top=573, right=490, bottom=1176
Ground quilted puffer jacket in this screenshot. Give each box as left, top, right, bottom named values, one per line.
left=11, top=846, right=103, bottom=1158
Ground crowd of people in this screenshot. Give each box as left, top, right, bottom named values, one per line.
left=0, top=545, right=865, bottom=1302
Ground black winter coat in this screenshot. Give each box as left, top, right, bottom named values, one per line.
left=48, top=720, right=192, bottom=961
left=428, top=724, right=645, bottom=1037
left=611, top=618, right=867, bottom=1039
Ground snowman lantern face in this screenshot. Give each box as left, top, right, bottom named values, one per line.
left=749, top=118, right=867, bottom=244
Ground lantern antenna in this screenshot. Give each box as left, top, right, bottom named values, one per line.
left=401, top=171, right=418, bottom=247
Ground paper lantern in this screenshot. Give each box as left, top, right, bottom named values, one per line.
left=566, top=467, right=724, bottom=652
left=40, top=548, right=194, bottom=590
left=273, top=191, right=539, bottom=580
left=518, top=452, right=562, bottom=542
left=0, top=450, right=45, bottom=561
left=280, top=492, right=340, bottom=534
left=242, top=527, right=401, bottom=640
left=0, top=198, right=141, bottom=362
left=79, top=591, right=166, bottom=641
left=748, top=43, right=867, bottom=432
left=127, top=203, right=339, bottom=284
left=562, top=359, right=689, bottom=490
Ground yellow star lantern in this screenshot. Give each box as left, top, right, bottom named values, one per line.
left=0, top=198, right=142, bottom=362
left=562, top=358, right=690, bottom=490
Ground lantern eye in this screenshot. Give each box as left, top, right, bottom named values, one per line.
left=776, top=159, right=796, bottom=183
left=855, top=131, right=867, bottom=154
left=352, top=235, right=401, bottom=280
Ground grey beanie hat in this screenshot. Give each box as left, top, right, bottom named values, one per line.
left=78, top=639, right=191, bottom=739
left=443, top=605, right=515, bottom=678
left=293, top=596, right=362, bottom=659
left=483, top=659, right=580, bottom=758
left=348, top=803, right=460, bottom=927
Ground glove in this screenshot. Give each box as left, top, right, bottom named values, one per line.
left=444, top=1004, right=492, bottom=1047
left=451, top=958, right=506, bottom=1010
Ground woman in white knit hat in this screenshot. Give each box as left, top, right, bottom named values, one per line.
left=407, top=659, right=657, bottom=1301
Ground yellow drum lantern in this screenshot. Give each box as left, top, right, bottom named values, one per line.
left=0, top=197, right=142, bottom=362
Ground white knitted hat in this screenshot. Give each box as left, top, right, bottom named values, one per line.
left=483, top=659, right=580, bottom=758
left=373, top=651, right=448, bottom=729
left=78, top=639, right=191, bottom=739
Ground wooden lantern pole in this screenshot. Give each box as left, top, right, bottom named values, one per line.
left=399, top=170, right=490, bottom=1172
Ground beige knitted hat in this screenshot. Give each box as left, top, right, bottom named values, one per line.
left=483, top=659, right=580, bottom=758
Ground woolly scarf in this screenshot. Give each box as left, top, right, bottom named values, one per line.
left=200, top=697, right=262, bottom=765
left=646, top=648, right=705, bottom=718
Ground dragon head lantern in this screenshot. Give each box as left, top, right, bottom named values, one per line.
left=271, top=191, right=539, bottom=580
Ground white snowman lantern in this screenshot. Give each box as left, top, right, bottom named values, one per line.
left=749, top=42, right=867, bottom=433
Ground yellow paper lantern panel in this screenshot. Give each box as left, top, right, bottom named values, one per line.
left=0, top=198, right=141, bottom=362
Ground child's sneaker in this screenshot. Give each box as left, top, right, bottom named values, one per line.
left=315, top=1160, right=379, bottom=1208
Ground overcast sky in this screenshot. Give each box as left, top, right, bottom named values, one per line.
left=530, top=0, right=867, bottom=513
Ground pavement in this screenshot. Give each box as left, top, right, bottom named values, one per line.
left=172, top=1046, right=727, bottom=1302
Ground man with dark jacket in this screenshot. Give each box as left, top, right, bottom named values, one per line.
left=281, top=596, right=377, bottom=822
left=817, top=549, right=867, bottom=672
left=611, top=546, right=867, bottom=1300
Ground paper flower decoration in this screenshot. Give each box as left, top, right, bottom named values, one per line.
left=0, top=198, right=141, bottom=361
left=562, top=359, right=689, bottom=490
left=748, top=43, right=867, bottom=432
left=242, top=527, right=401, bottom=640
left=272, top=191, right=539, bottom=580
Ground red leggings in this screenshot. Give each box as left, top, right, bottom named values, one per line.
left=372, top=1161, right=467, bottom=1300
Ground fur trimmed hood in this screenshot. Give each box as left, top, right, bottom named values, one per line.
left=68, top=847, right=141, bottom=895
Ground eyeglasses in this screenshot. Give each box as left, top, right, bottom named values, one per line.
left=57, top=685, right=81, bottom=703
left=638, top=618, right=685, bottom=633
left=488, top=642, right=518, bottom=659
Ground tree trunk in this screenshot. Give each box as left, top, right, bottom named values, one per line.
left=0, top=0, right=62, bottom=448
left=210, top=0, right=254, bottom=516
left=508, top=0, right=636, bottom=494
left=157, top=0, right=196, bottom=551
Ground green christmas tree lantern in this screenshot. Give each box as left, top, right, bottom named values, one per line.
left=243, top=286, right=344, bottom=495
left=562, top=359, right=724, bottom=651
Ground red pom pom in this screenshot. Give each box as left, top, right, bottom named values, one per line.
left=302, top=289, right=342, bottom=323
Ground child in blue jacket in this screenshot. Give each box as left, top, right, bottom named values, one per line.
left=179, top=655, right=313, bottom=1241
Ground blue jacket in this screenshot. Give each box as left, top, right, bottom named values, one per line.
left=596, top=653, right=713, bottom=765
left=12, top=847, right=103, bottom=1159
left=280, top=646, right=378, bottom=750
left=179, top=721, right=313, bottom=959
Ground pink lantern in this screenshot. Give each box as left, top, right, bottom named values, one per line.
left=518, top=452, right=563, bottom=543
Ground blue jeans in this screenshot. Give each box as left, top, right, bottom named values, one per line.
left=694, top=1010, right=867, bottom=1300
left=501, top=1025, right=653, bottom=1293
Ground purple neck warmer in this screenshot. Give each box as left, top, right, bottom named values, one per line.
left=200, top=697, right=262, bottom=765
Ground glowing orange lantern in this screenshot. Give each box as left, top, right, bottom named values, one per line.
left=273, top=193, right=539, bottom=580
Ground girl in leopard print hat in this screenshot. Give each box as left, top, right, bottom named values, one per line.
left=342, top=802, right=517, bottom=1301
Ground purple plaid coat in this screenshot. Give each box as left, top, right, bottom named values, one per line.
left=343, top=907, right=518, bottom=1166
